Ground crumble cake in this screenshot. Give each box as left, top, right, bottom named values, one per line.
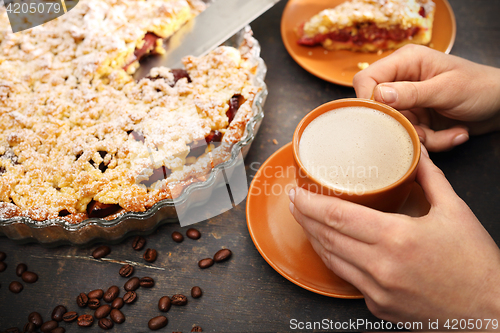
left=0, top=0, right=262, bottom=222
left=297, top=0, right=436, bottom=52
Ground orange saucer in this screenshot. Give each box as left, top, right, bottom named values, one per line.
left=246, top=142, right=430, bottom=298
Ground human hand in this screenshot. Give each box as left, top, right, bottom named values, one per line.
left=288, top=147, right=500, bottom=329
left=353, top=44, right=500, bottom=152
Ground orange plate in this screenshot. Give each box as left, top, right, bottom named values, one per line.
left=280, top=0, right=456, bottom=87
left=246, top=142, right=430, bottom=298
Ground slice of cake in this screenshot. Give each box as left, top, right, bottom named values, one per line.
left=297, top=0, right=436, bottom=52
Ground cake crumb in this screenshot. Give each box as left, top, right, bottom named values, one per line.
left=272, top=139, right=278, bottom=145
left=357, top=62, right=370, bottom=70
left=377, top=49, right=383, bottom=55
left=308, top=51, right=313, bottom=56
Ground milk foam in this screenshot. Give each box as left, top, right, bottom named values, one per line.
left=299, top=106, right=414, bottom=192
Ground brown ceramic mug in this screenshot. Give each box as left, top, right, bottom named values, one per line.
left=292, top=98, right=421, bottom=212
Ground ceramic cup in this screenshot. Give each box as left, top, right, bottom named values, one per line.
left=292, top=98, right=421, bottom=212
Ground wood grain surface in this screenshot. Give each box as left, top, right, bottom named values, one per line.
left=1, top=0, right=500, bottom=331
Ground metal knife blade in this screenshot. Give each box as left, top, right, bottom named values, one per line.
left=133, top=0, right=280, bottom=80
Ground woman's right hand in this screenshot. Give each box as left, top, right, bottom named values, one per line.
left=353, top=44, right=500, bottom=152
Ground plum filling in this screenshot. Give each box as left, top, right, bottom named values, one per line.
left=140, top=166, right=172, bottom=188
left=227, top=95, right=241, bottom=124
left=58, top=209, right=71, bottom=217
left=298, top=21, right=421, bottom=46
left=0, top=166, right=5, bottom=175
left=124, top=32, right=162, bottom=71
left=87, top=201, right=122, bottom=218
left=128, top=130, right=146, bottom=143
left=187, top=130, right=224, bottom=159
left=89, top=151, right=108, bottom=172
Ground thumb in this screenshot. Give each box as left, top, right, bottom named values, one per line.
left=416, top=145, right=458, bottom=207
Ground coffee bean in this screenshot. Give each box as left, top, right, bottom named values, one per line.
left=21, top=271, right=38, bottom=283
left=40, top=320, right=58, bottom=332
left=94, top=304, right=112, bottom=319
left=123, top=290, right=137, bottom=304
left=191, top=326, right=203, bottom=332
left=124, top=277, right=140, bottom=291
left=28, top=312, right=43, bottom=327
left=9, top=281, right=23, bottom=293
left=119, top=264, right=134, bottom=277
left=110, top=309, right=125, bottom=324
left=171, top=294, right=188, bottom=306
left=0, top=251, right=5, bottom=261
left=198, top=258, right=214, bottom=269
left=186, top=228, right=201, bottom=240
left=76, top=292, right=88, bottom=307
left=77, top=314, right=94, bottom=327
left=92, top=245, right=111, bottom=259
left=16, top=263, right=27, bottom=276
left=4, top=328, right=20, bottom=333
left=51, top=327, right=65, bottom=333
left=171, top=231, right=184, bottom=243
left=139, top=276, right=155, bottom=288
left=158, top=296, right=171, bottom=312
left=111, top=297, right=124, bottom=309
left=98, top=318, right=114, bottom=330
left=88, top=298, right=101, bottom=310
left=62, top=311, right=78, bottom=323
left=23, top=322, right=36, bottom=332
left=148, top=316, right=168, bottom=330
left=191, top=286, right=202, bottom=298
left=0, top=261, right=7, bottom=272
left=132, top=235, right=146, bottom=250
left=87, top=289, right=104, bottom=299
left=143, top=248, right=157, bottom=263
left=213, top=248, right=232, bottom=263
left=51, top=305, right=67, bottom=322
left=103, top=285, right=120, bottom=302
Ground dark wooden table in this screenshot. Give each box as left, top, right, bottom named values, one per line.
left=1, top=0, right=499, bottom=331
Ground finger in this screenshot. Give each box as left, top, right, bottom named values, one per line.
left=303, top=228, right=371, bottom=291
left=289, top=187, right=394, bottom=243
left=415, top=146, right=459, bottom=206
left=418, top=126, right=469, bottom=152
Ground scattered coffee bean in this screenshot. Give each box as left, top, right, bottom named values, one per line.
left=51, top=327, right=65, bottom=333
left=21, top=271, right=38, bottom=283
left=51, top=305, right=67, bottom=322
left=119, top=264, right=134, bottom=277
left=186, top=228, right=201, bottom=240
left=76, top=292, right=89, bottom=307
left=123, top=290, right=137, bottom=304
left=111, top=297, right=124, bottom=309
left=88, top=298, right=101, bottom=310
left=0, top=251, right=5, bottom=261
left=62, top=311, right=78, bottom=323
left=110, top=309, right=125, bottom=324
left=40, top=320, right=58, bottom=333
left=87, top=289, right=104, bottom=299
left=103, top=285, right=120, bottom=302
left=148, top=316, right=168, bottom=330
left=28, top=312, right=43, bottom=327
left=171, top=231, right=184, bottom=243
left=16, top=263, right=27, bottom=277
left=9, top=281, right=23, bottom=293
left=132, top=236, right=146, bottom=250
left=171, top=294, right=188, bottom=306
left=191, top=286, right=202, bottom=298
left=98, top=317, right=114, bottom=330
left=0, top=261, right=7, bottom=272
left=158, top=296, right=171, bottom=312
left=124, top=277, right=140, bottom=291
left=77, top=314, right=94, bottom=327
left=94, top=304, right=112, bottom=319
left=143, top=248, right=157, bottom=263
left=139, top=276, right=155, bottom=288
left=92, top=245, right=111, bottom=259
left=23, top=322, right=36, bottom=332
left=213, top=248, right=232, bottom=263
left=191, top=326, right=203, bottom=332
left=198, top=258, right=214, bottom=269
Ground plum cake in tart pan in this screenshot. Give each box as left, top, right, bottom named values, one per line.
left=0, top=0, right=267, bottom=244
left=297, top=0, right=436, bottom=52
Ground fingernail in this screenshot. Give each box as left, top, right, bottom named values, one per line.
left=289, top=188, right=295, bottom=203
left=418, top=136, right=425, bottom=143
left=453, top=133, right=469, bottom=146
left=379, top=86, right=397, bottom=104
left=421, top=144, right=429, bottom=157
left=289, top=202, right=294, bottom=215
